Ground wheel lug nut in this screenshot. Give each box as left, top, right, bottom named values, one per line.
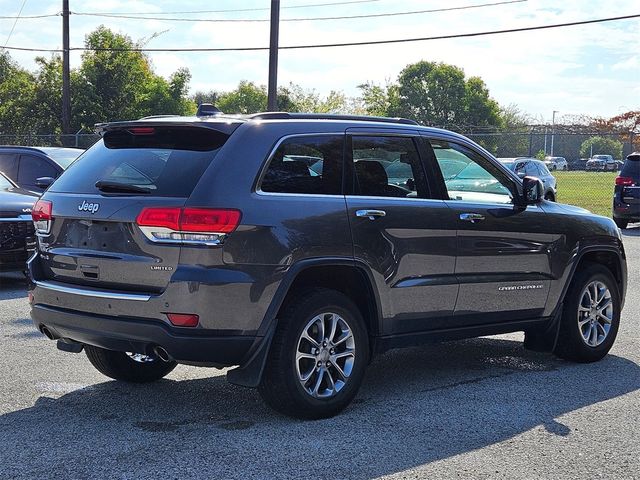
left=326, top=362, right=330, bottom=367
left=317, top=361, right=321, bottom=367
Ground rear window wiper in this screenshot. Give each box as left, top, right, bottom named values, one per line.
left=95, top=180, right=151, bottom=194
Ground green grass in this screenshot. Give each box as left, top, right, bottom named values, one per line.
left=554, top=171, right=616, bottom=217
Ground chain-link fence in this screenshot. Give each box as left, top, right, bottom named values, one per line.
left=0, top=133, right=100, bottom=149
left=2, top=129, right=636, bottom=218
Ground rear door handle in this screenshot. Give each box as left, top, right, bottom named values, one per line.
left=459, top=213, right=485, bottom=223
left=356, top=209, right=386, bottom=220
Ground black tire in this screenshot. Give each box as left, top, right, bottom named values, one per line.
left=544, top=192, right=556, bottom=202
left=613, top=217, right=628, bottom=229
left=553, top=262, right=620, bottom=363
left=259, top=288, right=369, bottom=419
left=85, top=345, right=177, bottom=382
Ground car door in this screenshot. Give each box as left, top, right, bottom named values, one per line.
left=423, top=136, right=560, bottom=326
left=17, top=154, right=60, bottom=192
left=344, top=130, right=458, bottom=335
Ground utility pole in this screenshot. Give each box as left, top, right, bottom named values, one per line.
left=267, top=0, right=280, bottom=111
left=62, top=0, right=71, bottom=135
left=550, top=110, right=558, bottom=157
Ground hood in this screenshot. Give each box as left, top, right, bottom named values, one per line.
left=551, top=202, right=591, bottom=215
left=0, top=187, right=39, bottom=217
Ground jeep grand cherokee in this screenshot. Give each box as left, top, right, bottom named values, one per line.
left=28, top=111, right=627, bottom=419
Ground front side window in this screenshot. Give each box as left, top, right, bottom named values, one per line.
left=351, top=136, right=428, bottom=198
left=18, top=155, right=58, bottom=184
left=260, top=135, right=343, bottom=194
left=429, top=139, right=513, bottom=204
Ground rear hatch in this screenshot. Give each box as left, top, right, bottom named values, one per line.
left=619, top=155, right=640, bottom=204
left=36, top=124, right=235, bottom=293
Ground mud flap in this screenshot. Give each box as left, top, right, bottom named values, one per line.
left=226, top=322, right=276, bottom=388
left=523, top=303, right=563, bottom=352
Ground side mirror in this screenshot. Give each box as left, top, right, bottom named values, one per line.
left=35, top=177, right=55, bottom=189
left=521, top=176, right=544, bottom=205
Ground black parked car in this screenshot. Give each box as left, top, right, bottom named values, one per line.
left=29, top=112, right=627, bottom=419
left=0, top=172, right=38, bottom=271
left=0, top=146, right=83, bottom=193
left=612, top=152, right=640, bottom=229
left=498, top=157, right=557, bottom=201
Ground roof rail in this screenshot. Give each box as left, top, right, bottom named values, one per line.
left=138, top=114, right=178, bottom=120
left=248, top=112, right=419, bottom=126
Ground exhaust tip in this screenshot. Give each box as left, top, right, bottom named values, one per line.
left=153, top=346, right=171, bottom=363
left=40, top=325, right=55, bottom=340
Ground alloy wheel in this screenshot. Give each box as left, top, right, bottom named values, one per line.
left=577, top=280, right=613, bottom=347
left=295, top=312, right=355, bottom=399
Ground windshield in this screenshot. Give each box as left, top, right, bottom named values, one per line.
left=0, top=173, right=13, bottom=190
left=40, top=148, right=83, bottom=169
left=50, top=127, right=230, bottom=197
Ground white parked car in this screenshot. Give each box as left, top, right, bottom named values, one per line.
left=544, top=156, right=568, bottom=171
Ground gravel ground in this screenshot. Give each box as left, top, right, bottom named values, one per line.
left=0, top=226, right=638, bottom=479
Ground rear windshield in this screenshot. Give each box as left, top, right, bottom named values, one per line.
left=621, top=156, right=639, bottom=179
left=50, top=127, right=229, bottom=197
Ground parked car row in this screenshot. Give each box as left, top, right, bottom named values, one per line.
left=0, top=146, right=83, bottom=273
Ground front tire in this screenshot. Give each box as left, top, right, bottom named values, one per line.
left=85, top=345, right=177, bottom=382
left=553, top=263, right=620, bottom=363
left=259, top=289, right=369, bottom=419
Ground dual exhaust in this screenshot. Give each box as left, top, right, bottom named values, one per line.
left=39, top=324, right=172, bottom=363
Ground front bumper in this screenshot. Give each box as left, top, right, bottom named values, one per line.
left=31, top=303, right=258, bottom=366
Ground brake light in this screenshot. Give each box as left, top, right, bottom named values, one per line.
left=128, top=127, right=155, bottom=135
left=166, top=313, right=199, bottom=327
left=32, top=199, right=52, bottom=234
left=615, top=176, right=634, bottom=186
left=136, top=207, right=181, bottom=230
left=180, top=208, right=241, bottom=233
left=136, top=207, right=241, bottom=245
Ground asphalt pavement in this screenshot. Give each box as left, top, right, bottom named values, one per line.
left=1, top=226, right=639, bottom=479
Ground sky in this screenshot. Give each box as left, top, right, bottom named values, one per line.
left=1, top=0, right=639, bottom=122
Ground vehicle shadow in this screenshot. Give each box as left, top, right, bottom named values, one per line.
left=0, top=337, right=638, bottom=479
left=0, top=272, right=28, bottom=300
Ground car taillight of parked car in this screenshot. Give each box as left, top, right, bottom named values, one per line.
left=31, top=199, right=52, bottom=234
left=615, top=176, right=635, bottom=186
left=136, top=207, right=241, bottom=245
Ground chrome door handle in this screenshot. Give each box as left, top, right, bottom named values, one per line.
left=356, top=209, right=386, bottom=220
left=459, top=213, right=485, bottom=223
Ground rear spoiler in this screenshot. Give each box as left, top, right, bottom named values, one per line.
left=94, top=119, right=243, bottom=136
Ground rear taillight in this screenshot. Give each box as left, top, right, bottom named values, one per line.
left=136, top=207, right=241, bottom=245
left=615, top=176, right=634, bottom=186
left=31, top=199, right=52, bottom=234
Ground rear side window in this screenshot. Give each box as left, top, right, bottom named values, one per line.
left=0, top=153, right=18, bottom=178
left=18, top=155, right=58, bottom=184
left=260, top=135, right=343, bottom=195
left=50, top=127, right=229, bottom=197
left=621, top=156, right=639, bottom=179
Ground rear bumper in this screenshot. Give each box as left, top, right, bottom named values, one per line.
left=613, top=199, right=640, bottom=221
left=31, top=303, right=258, bottom=366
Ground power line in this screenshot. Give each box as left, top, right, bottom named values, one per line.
left=3, top=13, right=639, bottom=53
left=73, top=0, right=382, bottom=16
left=71, top=0, right=527, bottom=23
left=2, top=0, right=29, bottom=49
left=0, top=13, right=59, bottom=19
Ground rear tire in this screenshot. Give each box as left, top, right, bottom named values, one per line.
left=613, top=217, right=628, bottom=229
left=259, top=288, right=369, bottom=419
left=553, top=263, right=620, bottom=363
left=85, top=345, right=177, bottom=382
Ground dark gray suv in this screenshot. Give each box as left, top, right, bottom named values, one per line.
left=28, top=112, right=627, bottom=419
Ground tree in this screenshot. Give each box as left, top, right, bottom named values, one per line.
left=74, top=26, right=193, bottom=130
left=358, top=81, right=399, bottom=117
left=0, top=52, right=37, bottom=136
left=579, top=136, right=624, bottom=159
